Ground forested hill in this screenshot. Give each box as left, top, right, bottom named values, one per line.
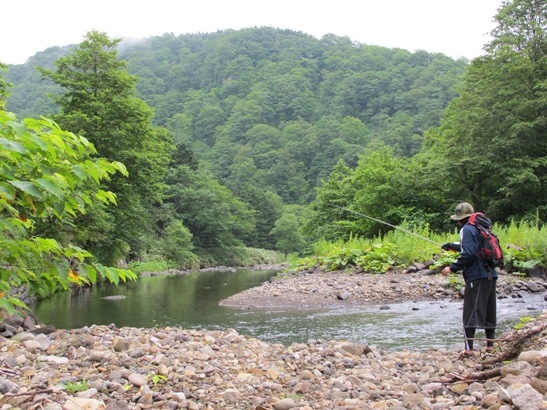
left=6, top=27, right=467, bottom=205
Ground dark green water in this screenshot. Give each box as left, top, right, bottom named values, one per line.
left=33, top=269, right=546, bottom=350
left=33, top=269, right=276, bottom=329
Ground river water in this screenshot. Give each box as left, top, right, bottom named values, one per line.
left=33, top=269, right=546, bottom=351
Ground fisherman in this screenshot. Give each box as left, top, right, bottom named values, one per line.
left=441, top=202, right=498, bottom=357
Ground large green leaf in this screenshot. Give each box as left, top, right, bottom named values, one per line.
left=8, top=180, right=43, bottom=198
left=0, top=185, right=15, bottom=200
left=106, top=268, right=120, bottom=285
left=35, top=178, right=64, bottom=198
left=71, top=164, right=88, bottom=181
left=6, top=121, right=30, bottom=138
left=52, top=201, right=65, bottom=216
left=0, top=138, right=27, bottom=154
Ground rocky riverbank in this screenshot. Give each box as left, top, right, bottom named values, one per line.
left=0, top=265, right=546, bottom=409
left=219, top=264, right=547, bottom=309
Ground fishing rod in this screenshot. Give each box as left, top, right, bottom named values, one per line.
left=323, top=202, right=442, bottom=246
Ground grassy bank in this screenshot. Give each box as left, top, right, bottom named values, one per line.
left=289, top=220, right=547, bottom=274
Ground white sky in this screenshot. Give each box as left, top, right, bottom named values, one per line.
left=2, top=0, right=504, bottom=65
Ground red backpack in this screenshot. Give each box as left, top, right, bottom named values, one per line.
left=468, top=212, right=504, bottom=269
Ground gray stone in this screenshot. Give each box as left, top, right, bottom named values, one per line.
left=128, top=373, right=147, bottom=387
left=62, top=398, right=105, bottom=410
left=518, top=350, right=544, bottom=363
left=102, top=295, right=126, bottom=300
left=337, top=292, right=351, bottom=300
left=406, top=265, right=418, bottom=273
left=43, top=404, right=63, bottom=410
left=403, top=393, right=425, bottom=406
left=23, top=340, right=42, bottom=352
left=526, top=282, right=543, bottom=292
left=34, top=333, right=52, bottom=350
left=501, top=361, right=532, bottom=377
left=0, top=378, right=18, bottom=394
left=22, top=314, right=37, bottom=331
left=273, top=398, right=296, bottom=409
left=11, top=331, right=34, bottom=342
left=508, top=383, right=544, bottom=410
left=105, top=401, right=131, bottom=410
left=4, top=313, right=24, bottom=327
left=76, top=388, right=99, bottom=399
left=113, top=339, right=130, bottom=352
left=37, top=355, right=69, bottom=365
left=525, top=266, right=545, bottom=279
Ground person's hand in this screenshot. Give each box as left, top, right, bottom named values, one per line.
left=441, top=266, right=451, bottom=276
left=441, top=242, right=453, bottom=251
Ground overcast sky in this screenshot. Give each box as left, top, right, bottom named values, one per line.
left=2, top=0, right=504, bottom=65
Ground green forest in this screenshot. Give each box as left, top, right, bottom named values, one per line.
left=1, top=0, right=545, bottom=304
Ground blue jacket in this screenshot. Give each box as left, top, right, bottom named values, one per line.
left=449, top=221, right=498, bottom=283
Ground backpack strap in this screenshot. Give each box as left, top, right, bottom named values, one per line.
left=469, top=212, right=493, bottom=230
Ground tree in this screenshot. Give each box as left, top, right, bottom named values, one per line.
left=163, top=165, right=255, bottom=262
left=39, top=31, right=174, bottom=263
left=310, top=116, right=369, bottom=184
left=307, top=143, right=440, bottom=240
left=425, top=0, right=547, bottom=222
left=304, top=159, right=357, bottom=240
left=0, top=111, right=136, bottom=311
left=232, top=184, right=284, bottom=249
left=160, top=220, right=198, bottom=270
left=270, top=212, right=306, bottom=257
left=350, top=145, right=431, bottom=236
left=0, top=63, right=10, bottom=109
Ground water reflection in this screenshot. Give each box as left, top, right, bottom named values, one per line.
left=33, top=270, right=546, bottom=350
left=34, top=270, right=275, bottom=329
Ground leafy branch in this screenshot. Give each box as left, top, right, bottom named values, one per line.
left=0, top=112, right=137, bottom=312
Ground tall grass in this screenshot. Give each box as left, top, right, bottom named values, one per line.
left=308, top=224, right=453, bottom=267
left=497, top=219, right=547, bottom=249
left=294, top=220, right=546, bottom=272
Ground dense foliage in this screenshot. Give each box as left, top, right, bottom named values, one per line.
left=0, top=111, right=137, bottom=310
left=5, top=30, right=468, bottom=202
left=0, top=64, right=9, bottom=110
left=120, top=29, right=467, bottom=202
left=307, top=0, right=546, bottom=241
left=290, top=219, right=547, bottom=275
left=3, top=27, right=467, bottom=262
left=1, top=0, right=545, bottom=279
left=423, top=0, right=547, bottom=224
left=37, top=32, right=175, bottom=265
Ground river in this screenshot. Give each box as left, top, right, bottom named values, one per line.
left=32, top=269, right=546, bottom=351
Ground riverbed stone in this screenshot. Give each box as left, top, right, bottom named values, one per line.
left=62, top=397, right=105, bottom=410
left=272, top=398, right=296, bottom=409
left=128, top=373, right=147, bottom=387
left=518, top=350, right=544, bottom=363
left=507, top=383, right=546, bottom=410
left=76, top=388, right=99, bottom=399
left=501, top=361, right=532, bottom=377
left=449, top=383, right=469, bottom=395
